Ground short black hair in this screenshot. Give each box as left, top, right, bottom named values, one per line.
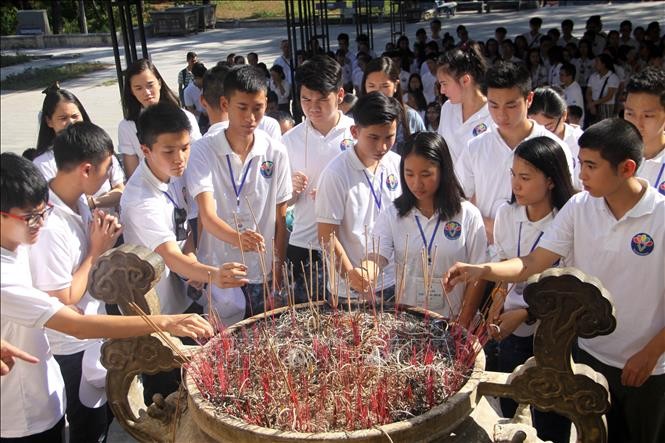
left=53, top=121, right=114, bottom=172
left=484, top=61, right=532, bottom=97
left=191, top=62, right=207, bottom=78
left=352, top=91, right=401, bottom=127
left=394, top=132, right=465, bottom=221
left=202, top=64, right=232, bottom=111
left=137, top=103, right=192, bottom=148
left=296, top=55, right=343, bottom=94
left=625, top=66, right=665, bottom=108
left=223, top=65, right=268, bottom=99
left=0, top=152, right=49, bottom=212
left=578, top=118, right=643, bottom=170
left=267, top=90, right=278, bottom=104
left=337, top=32, right=349, bottom=43
left=186, top=51, right=197, bottom=61
left=529, top=17, right=543, bottom=27
left=495, top=26, right=507, bottom=35
left=512, top=137, right=576, bottom=209
left=561, top=19, right=573, bottom=29
left=567, top=105, right=583, bottom=120
left=560, top=61, right=576, bottom=79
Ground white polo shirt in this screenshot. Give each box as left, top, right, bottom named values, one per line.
left=316, top=148, right=402, bottom=295
left=539, top=182, right=665, bottom=374
left=183, top=82, right=206, bottom=114
left=117, top=109, right=201, bottom=160
left=457, top=120, right=575, bottom=220
left=494, top=203, right=562, bottom=337
left=206, top=116, right=282, bottom=142
left=186, top=128, right=292, bottom=283
left=587, top=71, right=620, bottom=101
left=282, top=112, right=354, bottom=250
left=29, top=189, right=101, bottom=355
left=437, top=101, right=492, bottom=164
left=636, top=148, right=665, bottom=196
left=373, top=201, right=487, bottom=315
left=562, top=123, right=583, bottom=189
left=120, top=160, right=194, bottom=315
left=33, top=151, right=126, bottom=206
left=1, top=246, right=65, bottom=438
left=563, top=80, right=585, bottom=121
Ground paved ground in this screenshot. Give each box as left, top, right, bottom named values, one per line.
left=2, top=2, right=662, bottom=441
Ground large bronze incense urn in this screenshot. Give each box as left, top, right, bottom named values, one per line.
left=89, top=245, right=615, bottom=442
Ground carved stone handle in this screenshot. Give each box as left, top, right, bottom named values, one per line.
left=478, top=268, right=616, bottom=443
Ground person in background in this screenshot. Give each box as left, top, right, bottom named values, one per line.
left=177, top=51, right=197, bottom=105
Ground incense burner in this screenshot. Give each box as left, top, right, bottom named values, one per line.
left=90, top=245, right=615, bottom=443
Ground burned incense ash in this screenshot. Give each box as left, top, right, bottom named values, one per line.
left=186, top=305, right=482, bottom=433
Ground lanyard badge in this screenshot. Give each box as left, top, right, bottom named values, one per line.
left=415, top=215, right=442, bottom=264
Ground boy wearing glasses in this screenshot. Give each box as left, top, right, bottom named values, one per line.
left=1, top=152, right=213, bottom=442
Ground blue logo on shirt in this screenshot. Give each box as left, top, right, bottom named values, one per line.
left=659, top=181, right=665, bottom=195
left=385, top=173, right=399, bottom=191
left=340, top=138, right=354, bottom=151
left=472, top=123, right=488, bottom=136
left=631, top=233, right=654, bottom=256
left=443, top=221, right=462, bottom=240
left=260, top=161, right=274, bottom=178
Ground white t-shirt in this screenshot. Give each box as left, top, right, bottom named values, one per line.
left=494, top=203, right=561, bottom=337
left=437, top=101, right=492, bottom=164
left=183, top=82, right=206, bottom=114
left=269, top=78, right=291, bottom=105
left=587, top=71, right=620, bottom=101
left=457, top=120, right=575, bottom=220
left=186, top=129, right=292, bottom=283
left=33, top=150, right=126, bottom=203
left=563, top=81, right=585, bottom=121
left=118, top=109, right=201, bottom=159
left=120, top=160, right=194, bottom=315
left=273, top=55, right=293, bottom=83
left=1, top=246, right=65, bottom=438
left=373, top=202, right=487, bottom=315
left=539, top=182, right=665, bottom=373
left=562, top=123, right=583, bottom=189
left=282, top=112, right=354, bottom=250
left=573, top=57, right=595, bottom=87
left=29, top=189, right=101, bottom=355
left=636, top=148, right=665, bottom=196
left=421, top=70, right=438, bottom=105
left=316, top=148, right=402, bottom=295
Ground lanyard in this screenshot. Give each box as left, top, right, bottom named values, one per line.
left=363, top=170, right=383, bottom=210
left=655, top=162, right=665, bottom=190
left=226, top=155, right=253, bottom=209
left=162, top=190, right=180, bottom=209
left=517, top=221, right=543, bottom=257
left=415, top=215, right=441, bottom=263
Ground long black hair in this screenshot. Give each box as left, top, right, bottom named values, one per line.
left=510, top=136, right=576, bottom=210
left=122, top=58, right=180, bottom=122
left=36, top=87, right=91, bottom=155
left=394, top=132, right=466, bottom=221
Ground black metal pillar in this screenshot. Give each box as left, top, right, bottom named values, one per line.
left=108, top=0, right=149, bottom=98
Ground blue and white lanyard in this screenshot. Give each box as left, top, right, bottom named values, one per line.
left=363, top=170, right=383, bottom=210
left=654, top=162, right=664, bottom=192
left=517, top=221, right=543, bottom=257
left=226, top=155, right=253, bottom=209
left=162, top=190, right=180, bottom=209
left=415, top=215, right=441, bottom=264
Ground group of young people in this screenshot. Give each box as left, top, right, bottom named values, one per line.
left=1, top=16, right=664, bottom=443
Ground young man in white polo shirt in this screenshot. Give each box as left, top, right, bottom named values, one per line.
left=624, top=67, right=665, bottom=195
left=121, top=103, right=249, bottom=320
left=445, top=118, right=665, bottom=443
left=316, top=92, right=402, bottom=299
left=457, top=61, right=574, bottom=245
left=186, top=65, right=292, bottom=317
left=1, top=153, right=212, bottom=442
left=560, top=62, right=585, bottom=123
left=282, top=55, right=354, bottom=302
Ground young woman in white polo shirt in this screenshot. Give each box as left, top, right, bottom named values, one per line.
left=436, top=45, right=494, bottom=164
left=358, top=132, right=487, bottom=326
left=445, top=119, right=665, bottom=443
left=119, top=59, right=201, bottom=178
left=528, top=86, right=584, bottom=189
left=32, top=87, right=125, bottom=212
left=491, top=136, right=576, bottom=443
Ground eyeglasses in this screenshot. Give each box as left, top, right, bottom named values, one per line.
left=174, top=207, right=188, bottom=241
left=0, top=203, right=54, bottom=228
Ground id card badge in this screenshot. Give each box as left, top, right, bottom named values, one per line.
left=413, top=277, right=445, bottom=311
left=513, top=282, right=527, bottom=296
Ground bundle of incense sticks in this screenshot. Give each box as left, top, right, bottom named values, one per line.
left=127, top=302, right=190, bottom=364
